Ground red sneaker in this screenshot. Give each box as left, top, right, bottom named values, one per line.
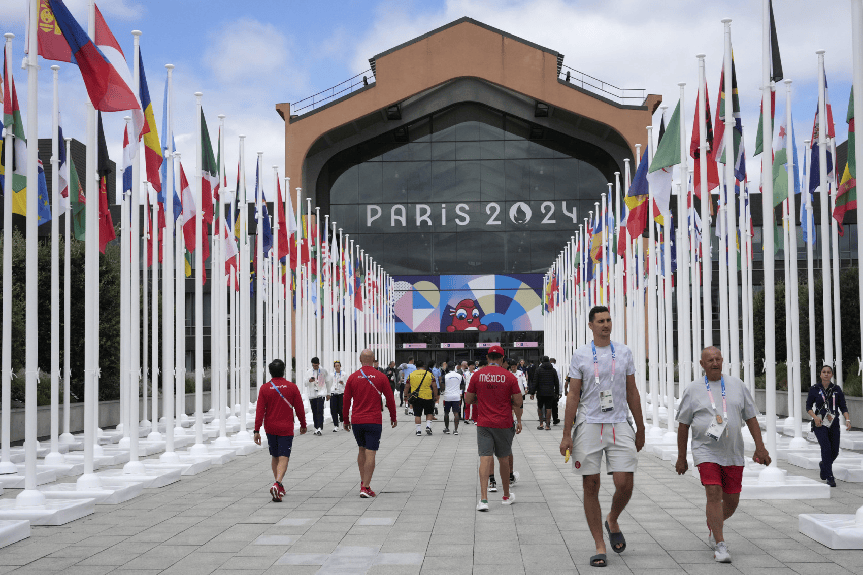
left=270, top=482, right=282, bottom=502
left=359, top=486, right=370, bottom=498
left=365, top=487, right=376, bottom=498
left=276, top=482, right=286, bottom=498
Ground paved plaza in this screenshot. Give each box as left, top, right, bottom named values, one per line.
left=2, top=401, right=863, bottom=575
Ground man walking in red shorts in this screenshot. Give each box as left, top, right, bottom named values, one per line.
left=344, top=349, right=398, bottom=498
left=254, top=359, right=307, bottom=502
left=675, top=347, right=771, bottom=563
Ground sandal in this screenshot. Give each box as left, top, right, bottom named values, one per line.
left=589, top=554, right=607, bottom=567
left=537, top=425, right=545, bottom=430
left=605, top=520, right=626, bottom=553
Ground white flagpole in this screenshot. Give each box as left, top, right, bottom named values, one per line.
left=238, top=137, right=251, bottom=439
left=854, top=0, right=863, bottom=383
left=816, top=51, right=834, bottom=373
left=148, top=186, right=160, bottom=440
left=284, top=177, right=292, bottom=377
left=315, top=207, right=323, bottom=361
left=118, top=120, right=130, bottom=448
left=45, top=63, right=63, bottom=466
left=830, top=137, right=842, bottom=388
left=324, top=214, right=331, bottom=370
left=785, top=80, right=806, bottom=447
left=255, top=152, right=265, bottom=400
left=677, top=82, right=692, bottom=388
left=61, top=136, right=74, bottom=445
left=697, top=54, right=712, bottom=349
left=645, top=123, right=662, bottom=438
left=214, top=114, right=229, bottom=446
left=190, top=93, right=206, bottom=456
left=272, top=165, right=280, bottom=363
left=160, top=64, right=178, bottom=463
left=126, top=80, right=146, bottom=473
left=0, top=33, right=14, bottom=475
left=761, top=0, right=780, bottom=476
left=720, top=20, right=733, bottom=375
left=175, top=151, right=186, bottom=434
left=739, top=182, right=752, bottom=391
left=663, top=205, right=675, bottom=440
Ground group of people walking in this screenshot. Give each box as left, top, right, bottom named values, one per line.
left=253, top=304, right=851, bottom=568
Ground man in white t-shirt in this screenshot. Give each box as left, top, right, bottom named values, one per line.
left=442, top=370, right=464, bottom=435
left=559, top=306, right=645, bottom=569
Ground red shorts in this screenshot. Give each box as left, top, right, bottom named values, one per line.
left=697, top=463, right=744, bottom=494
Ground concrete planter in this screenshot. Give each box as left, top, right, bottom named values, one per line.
left=8, top=387, right=258, bottom=443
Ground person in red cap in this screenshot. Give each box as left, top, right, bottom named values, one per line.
left=343, top=349, right=398, bottom=498
left=465, top=344, right=523, bottom=511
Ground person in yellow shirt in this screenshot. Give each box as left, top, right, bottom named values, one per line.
left=405, top=360, right=439, bottom=437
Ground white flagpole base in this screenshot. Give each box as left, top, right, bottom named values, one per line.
left=0, top=520, right=29, bottom=548
left=799, top=509, right=863, bottom=549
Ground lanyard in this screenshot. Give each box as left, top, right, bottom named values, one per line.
left=819, top=387, right=835, bottom=414
left=270, top=381, right=294, bottom=411
left=591, top=341, right=615, bottom=384
left=705, top=376, right=728, bottom=420
left=359, top=368, right=382, bottom=396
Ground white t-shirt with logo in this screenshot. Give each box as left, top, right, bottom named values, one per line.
left=568, top=340, right=636, bottom=424
left=442, top=372, right=464, bottom=402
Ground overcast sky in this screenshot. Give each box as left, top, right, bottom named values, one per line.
left=4, top=0, right=857, bottom=203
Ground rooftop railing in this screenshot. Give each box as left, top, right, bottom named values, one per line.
left=290, top=70, right=375, bottom=116
left=558, top=64, right=645, bottom=106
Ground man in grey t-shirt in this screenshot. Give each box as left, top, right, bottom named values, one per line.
left=559, top=306, right=645, bottom=568
left=675, top=347, right=771, bottom=564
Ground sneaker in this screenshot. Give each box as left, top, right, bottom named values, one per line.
left=426, top=427, right=433, bottom=436
left=404, top=408, right=408, bottom=415
left=714, top=542, right=731, bottom=563
left=476, top=499, right=489, bottom=512
left=315, top=429, right=322, bottom=436
left=270, top=483, right=282, bottom=502
left=333, top=427, right=339, bottom=433
left=360, top=486, right=370, bottom=498
left=510, top=471, right=519, bottom=485
left=453, top=430, right=459, bottom=435
left=443, top=428, right=450, bottom=434
left=502, top=492, right=516, bottom=505
left=828, top=477, right=837, bottom=487
left=276, top=481, right=286, bottom=497
left=488, top=479, right=497, bottom=493
left=365, top=487, right=376, bottom=497
left=416, top=430, right=422, bottom=436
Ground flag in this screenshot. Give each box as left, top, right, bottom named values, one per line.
left=2, top=55, right=28, bottom=217
left=97, top=112, right=115, bottom=253
left=36, top=159, right=51, bottom=225
left=616, top=195, right=628, bottom=256
left=68, top=154, right=86, bottom=240
left=714, top=55, right=741, bottom=165
left=180, top=162, right=196, bottom=252
left=138, top=49, right=162, bottom=193
left=625, top=152, right=650, bottom=238
left=354, top=256, right=363, bottom=310
left=647, top=100, right=681, bottom=217
left=590, top=216, right=604, bottom=264
left=690, top=79, right=720, bottom=199
left=93, top=4, right=145, bottom=141
left=261, top=202, right=273, bottom=257
left=276, top=176, right=291, bottom=262
left=768, top=0, right=784, bottom=83
left=45, top=1, right=143, bottom=133
left=834, top=87, right=857, bottom=235
left=772, top=114, right=790, bottom=206
left=808, top=71, right=836, bottom=195
left=754, top=90, right=776, bottom=156
left=657, top=111, right=666, bottom=144
left=57, top=116, right=69, bottom=211
left=37, top=0, right=73, bottom=62
left=121, top=124, right=133, bottom=207
left=801, top=145, right=815, bottom=246
left=200, top=108, right=217, bottom=224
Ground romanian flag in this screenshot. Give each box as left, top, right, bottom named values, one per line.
left=590, top=215, right=604, bottom=264
left=138, top=49, right=162, bottom=193
left=624, top=152, right=649, bottom=238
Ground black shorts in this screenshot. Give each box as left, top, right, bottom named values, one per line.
left=266, top=434, right=294, bottom=458
left=411, top=398, right=435, bottom=416
left=352, top=423, right=382, bottom=451
left=537, top=395, right=557, bottom=411
left=443, top=400, right=461, bottom=414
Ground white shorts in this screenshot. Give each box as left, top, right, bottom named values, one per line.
left=571, top=419, right=637, bottom=476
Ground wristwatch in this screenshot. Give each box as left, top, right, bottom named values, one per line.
left=254, top=430, right=260, bottom=435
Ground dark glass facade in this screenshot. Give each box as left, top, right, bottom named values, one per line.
left=318, top=103, right=622, bottom=275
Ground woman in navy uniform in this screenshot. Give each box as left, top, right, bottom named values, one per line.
left=805, top=365, right=852, bottom=487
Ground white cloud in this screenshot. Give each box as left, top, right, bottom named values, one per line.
left=6, top=0, right=145, bottom=25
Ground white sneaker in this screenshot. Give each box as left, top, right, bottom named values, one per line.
left=332, top=427, right=339, bottom=433
left=501, top=492, right=515, bottom=505
left=476, top=499, right=489, bottom=512
left=714, top=542, right=731, bottom=563
left=416, top=430, right=422, bottom=436
left=510, top=471, right=520, bottom=485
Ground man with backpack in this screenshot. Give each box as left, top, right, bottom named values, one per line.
left=530, top=356, right=560, bottom=430
left=405, top=360, right=439, bottom=436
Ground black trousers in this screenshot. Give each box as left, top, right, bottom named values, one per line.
left=329, top=394, right=343, bottom=426
left=310, top=396, right=325, bottom=430
left=814, top=421, right=841, bottom=479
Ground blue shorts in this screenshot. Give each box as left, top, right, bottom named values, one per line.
left=443, top=400, right=461, bottom=414
left=267, top=434, right=294, bottom=458
left=352, top=423, right=382, bottom=451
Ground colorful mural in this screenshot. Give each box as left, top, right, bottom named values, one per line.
left=393, top=274, right=543, bottom=333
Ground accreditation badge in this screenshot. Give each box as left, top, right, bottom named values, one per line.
left=600, top=390, right=614, bottom=413
left=706, top=418, right=727, bottom=441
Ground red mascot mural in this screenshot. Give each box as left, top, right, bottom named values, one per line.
left=446, top=299, right=488, bottom=332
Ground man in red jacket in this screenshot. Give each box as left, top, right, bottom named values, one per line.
left=343, top=349, right=398, bottom=498
left=254, top=359, right=307, bottom=502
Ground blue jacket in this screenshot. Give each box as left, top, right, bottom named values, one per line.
left=806, top=382, right=848, bottom=426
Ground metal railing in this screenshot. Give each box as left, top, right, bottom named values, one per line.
left=291, top=70, right=375, bottom=115
left=558, top=64, right=645, bottom=106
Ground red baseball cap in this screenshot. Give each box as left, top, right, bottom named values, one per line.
left=488, top=345, right=505, bottom=356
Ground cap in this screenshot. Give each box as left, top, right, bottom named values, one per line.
left=488, top=345, right=505, bottom=357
